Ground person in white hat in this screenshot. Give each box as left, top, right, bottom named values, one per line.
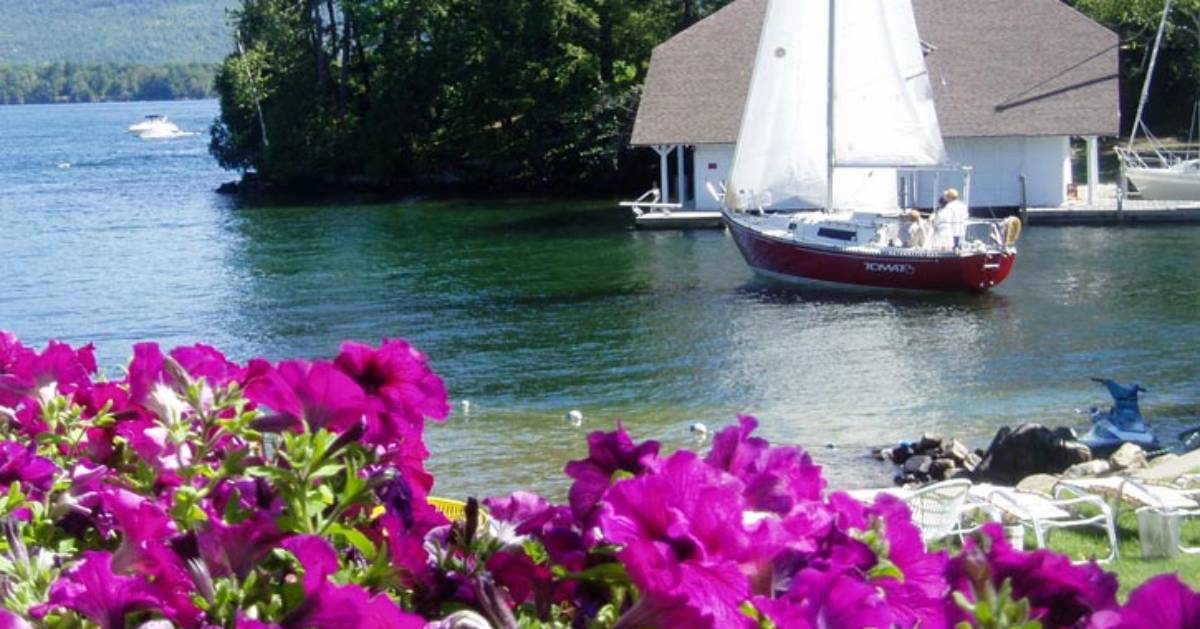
left=932, top=188, right=968, bottom=250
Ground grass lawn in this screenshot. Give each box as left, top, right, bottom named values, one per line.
left=1044, top=510, right=1200, bottom=598
left=950, top=509, right=1200, bottom=599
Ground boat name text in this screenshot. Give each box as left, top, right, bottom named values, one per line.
left=864, top=262, right=916, bottom=275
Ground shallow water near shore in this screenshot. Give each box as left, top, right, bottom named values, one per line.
left=3, top=99, right=1199, bottom=498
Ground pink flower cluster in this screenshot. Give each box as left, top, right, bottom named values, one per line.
left=0, top=331, right=1196, bottom=629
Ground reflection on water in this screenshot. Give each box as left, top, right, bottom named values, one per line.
left=3, top=101, right=1200, bottom=498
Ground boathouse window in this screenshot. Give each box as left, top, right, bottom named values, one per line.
left=817, top=228, right=856, bottom=242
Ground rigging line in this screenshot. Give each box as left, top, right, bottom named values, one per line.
left=1129, top=0, right=1173, bottom=151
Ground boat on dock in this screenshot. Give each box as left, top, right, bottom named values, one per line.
left=1116, top=0, right=1200, bottom=201
left=719, top=0, right=1018, bottom=292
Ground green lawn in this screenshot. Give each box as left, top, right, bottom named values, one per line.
left=1041, top=510, right=1200, bottom=598
left=948, top=509, right=1200, bottom=599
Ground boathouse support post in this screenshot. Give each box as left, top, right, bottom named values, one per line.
left=676, top=145, right=686, bottom=205
left=1086, top=135, right=1099, bottom=205
left=654, top=145, right=672, bottom=202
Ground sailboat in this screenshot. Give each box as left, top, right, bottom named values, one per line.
left=1116, top=0, right=1200, bottom=201
left=720, top=0, right=1018, bottom=292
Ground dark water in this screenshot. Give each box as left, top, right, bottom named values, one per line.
left=3, top=100, right=1199, bottom=498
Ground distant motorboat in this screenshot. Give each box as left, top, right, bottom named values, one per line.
left=128, top=114, right=191, bottom=139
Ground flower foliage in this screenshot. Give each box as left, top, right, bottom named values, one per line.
left=0, top=331, right=1195, bottom=629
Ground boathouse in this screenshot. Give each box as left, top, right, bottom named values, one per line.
left=630, top=0, right=1120, bottom=211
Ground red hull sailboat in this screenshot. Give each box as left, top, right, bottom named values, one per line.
left=721, top=0, right=1018, bottom=292
left=725, top=211, right=1016, bottom=292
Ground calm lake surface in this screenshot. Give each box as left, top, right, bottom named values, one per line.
left=2, top=100, right=1199, bottom=497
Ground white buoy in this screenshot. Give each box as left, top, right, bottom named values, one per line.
left=689, top=422, right=709, bottom=440
left=460, top=400, right=471, bottom=415
left=565, top=410, right=583, bottom=427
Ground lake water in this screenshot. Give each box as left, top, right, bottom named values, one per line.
left=2, top=100, right=1199, bottom=498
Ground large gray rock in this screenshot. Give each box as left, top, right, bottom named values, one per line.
left=1064, top=459, right=1112, bottom=478
left=972, top=423, right=1092, bottom=486
left=904, top=455, right=933, bottom=475
left=1109, top=442, right=1148, bottom=471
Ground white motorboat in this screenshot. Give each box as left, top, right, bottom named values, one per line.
left=128, top=115, right=189, bottom=139
left=1116, top=0, right=1200, bottom=200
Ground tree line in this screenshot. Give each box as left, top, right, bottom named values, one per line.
left=210, top=0, right=1200, bottom=193
left=0, top=63, right=217, bottom=105
left=1068, top=0, right=1200, bottom=135
left=210, top=0, right=731, bottom=193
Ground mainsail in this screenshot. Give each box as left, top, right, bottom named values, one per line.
left=726, top=0, right=945, bottom=210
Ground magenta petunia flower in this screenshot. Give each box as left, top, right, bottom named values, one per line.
left=1087, top=573, right=1200, bottom=629
left=0, top=330, right=29, bottom=373
left=948, top=523, right=1118, bottom=628
left=0, top=441, right=57, bottom=494
left=169, top=342, right=242, bottom=389
left=334, top=339, right=449, bottom=446
left=279, top=535, right=426, bottom=629
left=769, top=567, right=895, bottom=629
left=0, top=339, right=96, bottom=407
left=706, top=416, right=825, bottom=514
left=483, top=491, right=574, bottom=537
left=0, top=608, right=31, bottom=629
left=244, top=359, right=367, bottom=434
left=30, top=551, right=164, bottom=629
left=600, top=450, right=752, bottom=628
left=485, top=550, right=557, bottom=607
left=198, top=505, right=286, bottom=581
left=564, top=421, right=661, bottom=530
left=868, top=494, right=951, bottom=629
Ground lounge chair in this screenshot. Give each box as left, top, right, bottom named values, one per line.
left=846, top=479, right=974, bottom=544
left=1053, top=476, right=1200, bottom=556
left=968, top=483, right=1117, bottom=563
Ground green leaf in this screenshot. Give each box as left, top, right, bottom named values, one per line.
left=563, top=562, right=630, bottom=587
left=868, top=558, right=904, bottom=582
left=328, top=523, right=377, bottom=561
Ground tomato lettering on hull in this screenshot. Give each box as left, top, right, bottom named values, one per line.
left=863, top=262, right=916, bottom=275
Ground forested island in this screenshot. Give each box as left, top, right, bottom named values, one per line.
left=200, top=0, right=1199, bottom=194
left=0, top=63, right=216, bottom=105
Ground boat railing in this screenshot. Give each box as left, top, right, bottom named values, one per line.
left=618, top=188, right=682, bottom=216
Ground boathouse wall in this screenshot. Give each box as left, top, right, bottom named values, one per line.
left=692, top=136, right=1072, bottom=211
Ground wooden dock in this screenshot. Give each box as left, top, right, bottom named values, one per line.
left=1025, top=199, right=1200, bottom=225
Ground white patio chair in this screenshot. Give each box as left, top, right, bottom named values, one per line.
left=969, top=484, right=1117, bottom=563
left=1054, top=476, right=1200, bottom=556
left=899, top=479, right=973, bottom=544
left=844, top=481, right=978, bottom=545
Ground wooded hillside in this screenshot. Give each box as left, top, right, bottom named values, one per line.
left=0, top=0, right=238, bottom=65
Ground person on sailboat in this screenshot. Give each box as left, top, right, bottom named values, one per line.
left=933, top=188, right=968, bottom=250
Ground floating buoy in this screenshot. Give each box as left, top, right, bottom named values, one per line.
left=564, top=410, right=583, bottom=427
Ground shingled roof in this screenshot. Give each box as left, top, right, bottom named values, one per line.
left=630, top=0, right=1120, bottom=146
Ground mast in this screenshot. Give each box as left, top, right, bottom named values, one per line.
left=1128, top=0, right=1172, bottom=151
left=824, top=0, right=836, bottom=212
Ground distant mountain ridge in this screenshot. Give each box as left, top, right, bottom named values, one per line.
left=0, top=0, right=240, bottom=65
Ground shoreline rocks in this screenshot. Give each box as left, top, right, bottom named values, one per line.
left=877, top=425, right=1163, bottom=489
left=875, top=432, right=982, bottom=485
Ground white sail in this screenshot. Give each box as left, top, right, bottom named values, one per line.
left=726, top=0, right=828, bottom=209
left=834, top=0, right=945, bottom=166
left=726, top=0, right=945, bottom=210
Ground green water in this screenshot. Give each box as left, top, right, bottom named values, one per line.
left=4, top=101, right=1200, bottom=498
